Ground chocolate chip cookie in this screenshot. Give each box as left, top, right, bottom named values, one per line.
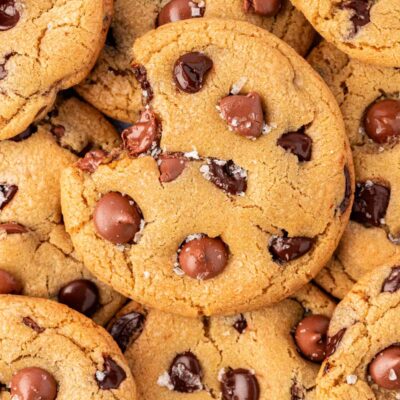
left=61, top=19, right=353, bottom=316
left=0, top=0, right=113, bottom=140
left=316, top=265, right=400, bottom=399
left=108, top=284, right=335, bottom=399
left=76, top=0, right=315, bottom=123
left=308, top=41, right=400, bottom=299
left=0, top=295, right=136, bottom=399
left=0, top=94, right=125, bottom=326
left=291, top=0, right=400, bottom=67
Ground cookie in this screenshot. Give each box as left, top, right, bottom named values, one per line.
left=316, top=265, right=400, bottom=399
left=0, top=0, right=113, bottom=140
left=291, top=0, right=400, bottom=67
left=76, top=0, right=315, bottom=123
left=61, top=19, right=353, bottom=316
left=308, top=41, right=400, bottom=299
left=107, top=284, right=335, bottom=399
left=0, top=94, right=125, bottom=326
left=0, top=295, right=136, bottom=399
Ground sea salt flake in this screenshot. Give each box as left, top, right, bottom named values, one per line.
left=389, top=369, right=398, bottom=381
left=346, top=375, right=357, bottom=385
left=157, top=371, right=174, bottom=390
left=184, top=149, right=200, bottom=159
left=96, top=371, right=106, bottom=382
left=218, top=368, right=226, bottom=382
left=230, top=76, right=248, bottom=95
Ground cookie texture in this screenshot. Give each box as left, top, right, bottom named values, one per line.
left=0, top=0, right=113, bottom=140
left=61, top=19, right=353, bottom=316
left=308, top=41, right=400, bottom=299
left=0, top=296, right=136, bottom=399
left=76, top=0, right=315, bottom=123
left=108, top=284, right=336, bottom=399
left=291, top=0, right=400, bottom=67
left=0, top=95, right=125, bottom=326
left=316, top=265, right=400, bottom=399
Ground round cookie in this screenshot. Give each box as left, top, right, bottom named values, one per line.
left=0, top=0, right=113, bottom=140
left=0, top=295, right=136, bottom=399
left=76, top=0, right=315, bottom=123
left=107, top=284, right=336, bottom=399
left=316, top=265, right=400, bottom=399
left=308, top=41, right=400, bottom=299
left=0, top=94, right=125, bottom=326
left=291, top=0, right=400, bottom=67
left=61, top=19, right=353, bottom=316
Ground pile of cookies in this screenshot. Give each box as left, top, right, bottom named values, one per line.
left=0, top=0, right=399, bottom=399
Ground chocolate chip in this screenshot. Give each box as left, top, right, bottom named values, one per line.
left=220, top=368, right=260, bottom=400
left=0, top=0, right=20, bottom=31
left=10, top=125, right=37, bottom=142
left=233, top=314, right=248, bottom=334
left=201, top=159, right=247, bottom=195
left=58, top=279, right=99, bottom=317
left=0, top=52, right=15, bottom=80
left=157, top=0, right=205, bottom=26
left=291, top=382, right=305, bottom=400
left=342, top=0, right=371, bottom=33
left=93, top=192, right=143, bottom=244
left=218, top=92, right=264, bottom=139
left=382, top=266, right=400, bottom=293
left=243, top=0, right=282, bottom=17
left=0, top=269, right=22, bottom=294
left=339, top=165, right=352, bottom=214
left=277, top=129, right=313, bottom=162
left=108, top=312, right=146, bottom=352
left=178, top=235, right=229, bottom=280
left=11, top=368, right=57, bottom=400
left=364, top=99, right=400, bottom=144
left=269, top=236, right=314, bottom=263
left=369, top=345, right=400, bottom=390
left=0, top=183, right=17, bottom=209
left=22, top=317, right=45, bottom=333
left=326, top=328, right=346, bottom=357
left=132, top=64, right=153, bottom=104
left=158, top=154, right=187, bottom=183
left=107, top=117, right=133, bottom=134
left=76, top=149, right=108, bottom=174
left=174, top=52, right=213, bottom=93
left=122, top=109, right=161, bottom=157
left=169, top=352, right=203, bottom=393
left=0, top=222, right=27, bottom=234
left=294, top=315, right=330, bottom=363
left=50, top=124, right=65, bottom=140
left=96, top=356, right=127, bottom=390
left=351, top=181, right=390, bottom=227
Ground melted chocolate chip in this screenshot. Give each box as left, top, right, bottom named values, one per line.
left=174, top=52, right=213, bottom=93
left=132, top=64, right=153, bottom=104
left=243, top=0, right=282, bottom=17
left=76, top=149, right=108, bottom=174
left=0, top=0, right=20, bottom=31
left=277, top=129, right=313, bottom=162
left=382, top=266, right=400, bottom=293
left=201, top=159, right=247, bottom=195
left=0, top=222, right=27, bottom=234
left=22, top=316, right=45, bottom=333
left=291, top=383, right=305, bottom=400
left=0, top=52, right=15, bottom=80
left=342, top=0, right=371, bottom=33
left=11, top=368, right=57, bottom=400
left=10, top=125, right=37, bottom=142
left=158, top=154, right=187, bottom=183
left=339, top=165, right=352, bottom=214
left=157, top=0, right=205, bottom=26
left=269, top=236, right=314, bottom=263
left=169, top=352, right=203, bottom=393
left=0, top=183, right=17, bottom=210
left=369, top=345, right=400, bottom=390
left=220, top=368, right=260, bottom=400
left=351, top=181, right=390, bottom=227
left=109, top=312, right=146, bottom=352
left=0, top=269, right=22, bottom=294
left=233, top=314, right=248, bottom=334
left=50, top=124, right=65, bottom=140
left=326, top=328, right=346, bottom=357
left=96, top=356, right=127, bottom=390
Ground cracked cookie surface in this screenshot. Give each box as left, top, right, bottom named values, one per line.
left=291, top=0, right=400, bottom=67
left=0, top=95, right=125, bottom=326
left=76, top=0, right=315, bottom=123
left=308, top=41, right=400, bottom=300
left=107, top=284, right=335, bottom=400
left=61, top=19, right=353, bottom=316
left=0, top=295, right=136, bottom=400
left=0, top=0, right=113, bottom=140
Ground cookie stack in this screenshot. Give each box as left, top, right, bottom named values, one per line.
left=0, top=0, right=399, bottom=399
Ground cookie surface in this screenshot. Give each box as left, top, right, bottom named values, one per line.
left=291, top=0, right=400, bottom=67
left=108, top=284, right=335, bottom=400
left=316, top=265, right=400, bottom=399
left=0, top=0, right=112, bottom=140
left=0, top=95, right=125, bottom=325
left=76, top=0, right=315, bottom=123
left=308, top=41, right=400, bottom=299
left=62, top=19, right=353, bottom=316
left=0, top=296, right=136, bottom=400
